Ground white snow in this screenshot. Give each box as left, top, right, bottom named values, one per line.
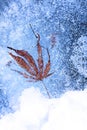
left=0, top=87, right=87, bottom=130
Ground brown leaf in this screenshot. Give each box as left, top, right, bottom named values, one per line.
left=9, top=52, right=36, bottom=76
left=37, top=34, right=44, bottom=75
left=8, top=34, right=53, bottom=81
left=43, top=48, right=50, bottom=78
left=7, top=47, right=38, bottom=75
left=11, top=69, right=37, bottom=80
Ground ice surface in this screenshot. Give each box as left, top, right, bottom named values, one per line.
left=71, top=36, right=87, bottom=78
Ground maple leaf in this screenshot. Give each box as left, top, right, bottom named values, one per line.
left=7, top=26, right=53, bottom=98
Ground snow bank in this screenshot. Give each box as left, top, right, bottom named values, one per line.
left=0, top=87, right=87, bottom=130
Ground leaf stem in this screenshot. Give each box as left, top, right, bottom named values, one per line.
left=29, top=24, right=38, bottom=39
left=41, top=80, right=51, bottom=98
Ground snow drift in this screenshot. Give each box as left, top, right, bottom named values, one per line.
left=0, top=87, right=87, bottom=130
